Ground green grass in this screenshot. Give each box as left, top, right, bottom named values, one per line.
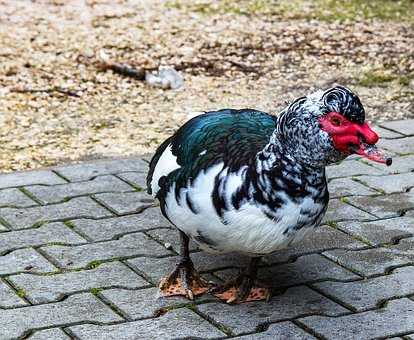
left=355, top=69, right=414, bottom=87
left=165, top=0, right=414, bottom=23
left=16, top=288, right=26, bottom=298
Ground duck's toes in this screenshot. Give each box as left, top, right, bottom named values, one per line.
left=214, top=286, right=270, bottom=304
left=158, top=263, right=209, bottom=299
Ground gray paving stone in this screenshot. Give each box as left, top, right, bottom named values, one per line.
left=69, top=308, right=225, bottom=339
left=0, top=222, right=86, bottom=254
left=328, top=178, right=377, bottom=198
left=25, top=175, right=133, bottom=204
left=197, top=286, right=347, bottom=335
left=381, top=119, right=414, bottom=135
left=129, top=251, right=253, bottom=284
left=0, top=293, right=123, bottom=340
left=41, top=232, right=171, bottom=269
left=94, top=191, right=153, bottom=215
left=0, top=279, right=28, bottom=308
left=347, top=192, right=414, bottom=218
left=299, top=298, right=414, bottom=340
left=233, top=322, right=316, bottom=339
left=54, top=158, right=148, bottom=182
left=322, top=198, right=375, bottom=223
left=215, top=254, right=359, bottom=288
left=0, top=170, right=66, bottom=189
left=0, top=188, right=37, bottom=207
left=373, top=126, right=405, bottom=139
left=146, top=226, right=199, bottom=253
left=0, top=197, right=112, bottom=229
left=266, top=225, right=365, bottom=264
left=357, top=172, right=414, bottom=194
left=336, top=216, right=414, bottom=246
left=100, top=287, right=190, bottom=320
left=324, top=238, right=414, bottom=277
left=0, top=248, right=57, bottom=275
left=116, top=172, right=147, bottom=190
left=28, top=328, right=70, bottom=340
left=379, top=136, right=414, bottom=155
left=314, top=266, right=414, bottom=311
left=129, top=226, right=360, bottom=283
left=9, top=262, right=148, bottom=304
left=372, top=154, right=414, bottom=174
left=326, top=160, right=385, bottom=179
left=71, top=207, right=170, bottom=241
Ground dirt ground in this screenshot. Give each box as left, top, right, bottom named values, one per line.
left=0, top=0, right=413, bottom=172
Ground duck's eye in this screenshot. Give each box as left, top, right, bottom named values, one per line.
left=331, top=117, right=342, bottom=126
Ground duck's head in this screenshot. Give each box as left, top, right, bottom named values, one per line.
left=276, top=85, right=392, bottom=168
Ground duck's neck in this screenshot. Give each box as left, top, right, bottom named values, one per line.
left=254, top=138, right=327, bottom=190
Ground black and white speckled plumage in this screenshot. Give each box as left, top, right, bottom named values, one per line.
left=147, top=86, right=365, bottom=255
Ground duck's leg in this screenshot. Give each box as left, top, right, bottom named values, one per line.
left=159, top=231, right=209, bottom=299
left=212, top=257, right=270, bottom=304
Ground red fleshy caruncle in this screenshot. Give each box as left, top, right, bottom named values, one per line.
left=318, top=111, right=391, bottom=165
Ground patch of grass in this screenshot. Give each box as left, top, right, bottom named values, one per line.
left=87, top=260, right=102, bottom=269
left=16, top=288, right=26, bottom=298
left=90, top=287, right=103, bottom=296
left=165, top=0, right=414, bottom=23
left=355, top=69, right=414, bottom=87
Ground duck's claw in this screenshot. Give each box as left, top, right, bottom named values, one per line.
left=158, top=260, right=209, bottom=299
left=211, top=275, right=270, bottom=304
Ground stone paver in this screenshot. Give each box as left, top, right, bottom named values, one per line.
left=100, top=287, right=189, bottom=320
left=322, top=198, right=375, bottom=223
left=326, top=160, right=385, bottom=179
left=299, top=298, right=414, bottom=340
left=25, top=175, right=133, bottom=204
left=314, top=266, right=414, bottom=311
left=379, top=136, right=414, bottom=155
left=0, top=279, right=27, bottom=308
left=0, top=248, right=57, bottom=275
left=71, top=207, right=170, bottom=241
left=372, top=154, right=414, bottom=174
left=324, top=238, right=414, bottom=277
left=0, top=188, right=37, bottom=208
left=328, top=177, right=377, bottom=198
left=215, top=253, right=359, bottom=288
left=0, top=170, right=65, bottom=189
left=0, top=222, right=86, bottom=254
left=336, top=216, right=414, bottom=246
left=53, top=158, right=148, bottom=182
left=0, top=293, right=123, bottom=340
left=233, top=322, right=316, bottom=339
left=146, top=226, right=199, bottom=253
left=68, top=308, right=226, bottom=339
left=380, top=119, right=414, bottom=136
left=2, top=128, right=414, bottom=339
left=357, top=172, right=414, bottom=194
left=116, top=172, right=147, bottom=190
left=197, top=286, right=347, bottom=335
left=0, top=197, right=112, bottom=229
left=94, top=191, right=153, bottom=215
left=346, top=191, right=414, bottom=218
left=41, top=232, right=171, bottom=269
left=9, top=262, right=149, bottom=304
left=373, top=126, right=405, bottom=139
left=28, top=328, right=70, bottom=340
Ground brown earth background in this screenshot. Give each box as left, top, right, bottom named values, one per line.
left=0, top=0, right=413, bottom=172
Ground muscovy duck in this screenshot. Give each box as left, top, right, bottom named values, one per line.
left=147, top=86, right=391, bottom=303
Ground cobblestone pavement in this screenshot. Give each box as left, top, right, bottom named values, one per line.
left=1, top=119, right=414, bottom=340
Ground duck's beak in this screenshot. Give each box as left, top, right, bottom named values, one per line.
left=351, top=142, right=392, bottom=166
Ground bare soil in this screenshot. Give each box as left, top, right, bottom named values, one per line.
left=0, top=0, right=413, bottom=172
